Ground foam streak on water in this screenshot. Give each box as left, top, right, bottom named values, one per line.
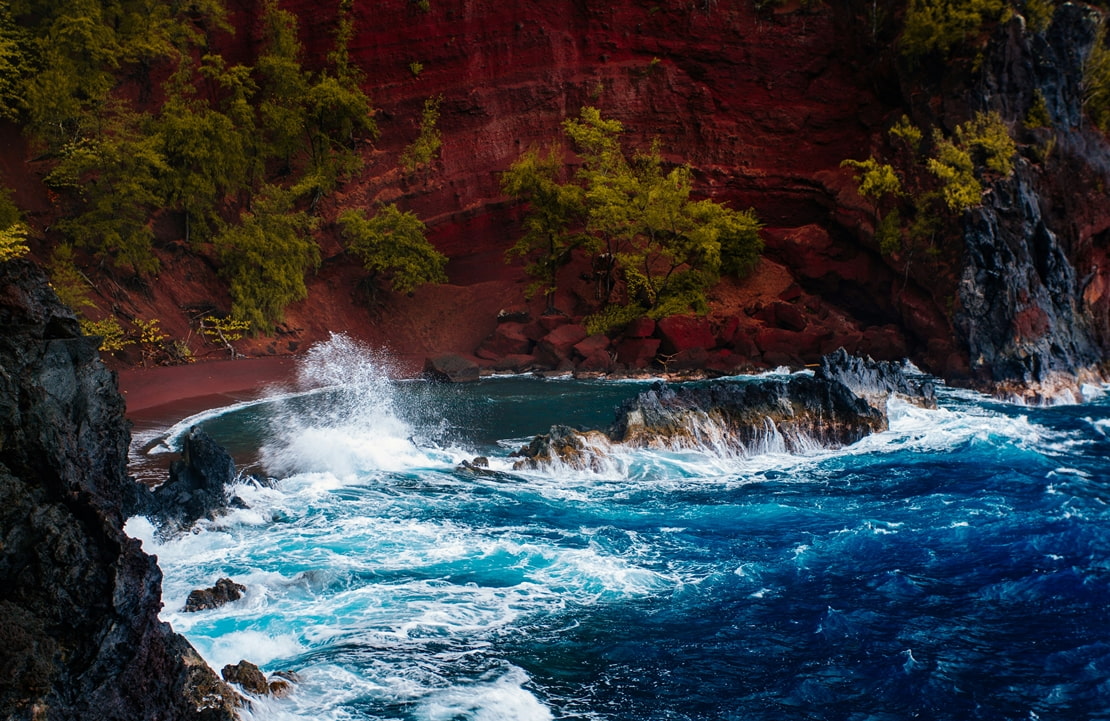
left=129, top=337, right=1110, bottom=720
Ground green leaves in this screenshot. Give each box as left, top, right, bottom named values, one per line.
left=899, top=0, right=1008, bottom=60
left=338, top=204, right=447, bottom=297
left=400, top=96, right=442, bottom=174
left=505, top=106, right=763, bottom=328
left=215, top=185, right=320, bottom=332
left=927, top=111, right=1015, bottom=212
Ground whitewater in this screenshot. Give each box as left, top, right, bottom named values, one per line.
left=127, top=335, right=1110, bottom=721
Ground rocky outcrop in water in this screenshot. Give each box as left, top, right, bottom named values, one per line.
left=184, top=578, right=246, bottom=613
left=0, top=260, right=238, bottom=720
left=146, top=426, right=239, bottom=533
left=512, top=351, right=934, bottom=470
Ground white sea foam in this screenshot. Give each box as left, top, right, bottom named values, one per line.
left=417, top=666, right=552, bottom=721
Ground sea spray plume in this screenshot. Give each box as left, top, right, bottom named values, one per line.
left=512, top=351, right=936, bottom=470
left=260, top=333, right=425, bottom=477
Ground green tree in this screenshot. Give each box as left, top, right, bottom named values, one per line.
left=400, top=95, right=443, bottom=174
left=215, top=185, right=320, bottom=332
left=157, top=64, right=252, bottom=242
left=0, top=4, right=31, bottom=121
left=925, top=112, right=1015, bottom=212
left=505, top=107, right=762, bottom=328
left=47, top=244, right=96, bottom=311
left=255, top=0, right=309, bottom=170
left=501, top=145, right=586, bottom=310
left=47, top=113, right=168, bottom=275
left=899, top=0, right=1008, bottom=60
left=338, top=204, right=447, bottom=303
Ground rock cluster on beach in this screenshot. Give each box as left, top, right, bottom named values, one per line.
left=0, top=260, right=238, bottom=720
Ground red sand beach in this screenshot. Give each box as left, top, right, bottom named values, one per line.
left=118, top=355, right=301, bottom=423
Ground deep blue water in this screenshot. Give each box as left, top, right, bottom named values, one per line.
left=128, top=336, right=1110, bottom=721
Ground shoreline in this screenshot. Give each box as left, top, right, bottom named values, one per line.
left=118, top=355, right=302, bottom=424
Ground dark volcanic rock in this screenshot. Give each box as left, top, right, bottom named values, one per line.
left=0, top=260, right=237, bottom=720
left=817, top=348, right=936, bottom=412
left=184, top=578, right=247, bottom=613
left=513, top=352, right=934, bottom=470
left=147, top=426, right=238, bottom=532
left=221, top=660, right=269, bottom=695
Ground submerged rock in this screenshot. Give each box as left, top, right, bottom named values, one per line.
left=184, top=578, right=247, bottom=612
left=0, top=260, right=238, bottom=719
left=512, top=351, right=935, bottom=470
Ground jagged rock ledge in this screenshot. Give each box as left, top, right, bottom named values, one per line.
left=0, top=260, right=239, bottom=720
left=511, top=350, right=935, bottom=471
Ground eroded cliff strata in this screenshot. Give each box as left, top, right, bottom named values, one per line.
left=8, top=1, right=1107, bottom=398
left=0, top=260, right=238, bottom=720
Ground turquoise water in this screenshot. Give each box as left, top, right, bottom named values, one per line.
left=128, top=335, right=1110, bottom=720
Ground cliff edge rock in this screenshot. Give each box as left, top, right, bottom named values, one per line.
left=0, top=260, right=238, bottom=720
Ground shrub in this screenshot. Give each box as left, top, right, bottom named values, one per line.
left=338, top=204, right=447, bottom=299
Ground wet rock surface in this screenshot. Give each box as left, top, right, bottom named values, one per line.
left=184, top=578, right=247, bottom=613
left=144, top=427, right=239, bottom=533
left=0, top=260, right=237, bottom=720
left=513, top=351, right=934, bottom=470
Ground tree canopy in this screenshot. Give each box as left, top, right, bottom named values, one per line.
left=338, top=204, right=447, bottom=301
left=504, top=107, right=763, bottom=331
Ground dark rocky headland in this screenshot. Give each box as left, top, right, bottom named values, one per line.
left=0, top=260, right=238, bottom=720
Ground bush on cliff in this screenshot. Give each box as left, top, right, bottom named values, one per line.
left=504, top=106, right=762, bottom=331
left=338, top=204, right=447, bottom=303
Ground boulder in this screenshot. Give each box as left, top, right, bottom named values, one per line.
left=490, top=354, right=537, bottom=373
left=423, top=353, right=480, bottom=382
left=221, top=661, right=269, bottom=695
left=656, top=315, right=716, bottom=354
left=184, top=578, right=247, bottom=613
left=576, top=349, right=615, bottom=373
left=624, top=316, right=656, bottom=338
left=147, top=426, right=238, bottom=532
left=615, top=337, right=661, bottom=368
left=510, top=425, right=612, bottom=472
left=662, top=347, right=709, bottom=372
left=535, top=324, right=589, bottom=366
left=476, top=322, right=532, bottom=359
left=573, top=333, right=611, bottom=358
left=511, top=352, right=936, bottom=471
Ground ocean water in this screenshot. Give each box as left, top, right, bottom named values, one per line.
left=127, top=335, right=1110, bottom=721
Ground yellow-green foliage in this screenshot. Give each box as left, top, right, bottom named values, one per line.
left=840, top=157, right=903, bottom=203
left=507, top=106, right=762, bottom=321
left=925, top=112, right=1015, bottom=212
left=48, top=244, right=96, bottom=311
left=900, top=0, right=1009, bottom=59
left=216, top=185, right=320, bottom=332
left=927, top=134, right=983, bottom=211
left=889, top=115, right=924, bottom=153
left=1023, top=0, right=1054, bottom=33
left=401, top=96, right=442, bottom=173
left=1025, top=89, right=1052, bottom=128
left=133, top=317, right=168, bottom=366
left=80, top=317, right=128, bottom=352
left=0, top=186, right=27, bottom=262
left=0, top=221, right=28, bottom=262
left=1084, top=23, right=1110, bottom=133
left=338, top=204, right=447, bottom=296
left=956, top=110, right=1017, bottom=175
